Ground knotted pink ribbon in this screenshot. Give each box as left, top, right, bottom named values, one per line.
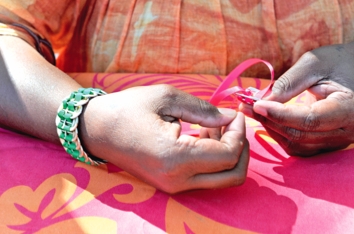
left=209, top=58, right=274, bottom=106
left=181, top=58, right=275, bottom=135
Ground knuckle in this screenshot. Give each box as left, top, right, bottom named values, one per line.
left=155, top=84, right=176, bottom=97
left=273, top=74, right=292, bottom=95
left=299, top=51, right=322, bottom=67
left=231, top=175, right=247, bottom=187
left=158, top=105, right=173, bottom=117
left=273, top=51, right=320, bottom=96
left=226, top=140, right=244, bottom=165
left=284, top=127, right=306, bottom=141
left=301, top=51, right=318, bottom=62
left=160, top=184, right=179, bottom=194
left=254, top=113, right=270, bottom=126
left=258, top=111, right=287, bottom=126
left=236, top=177, right=247, bottom=186
left=272, top=72, right=293, bottom=95
left=153, top=84, right=183, bottom=117
left=198, top=98, right=217, bottom=113
left=231, top=141, right=249, bottom=186
left=279, top=139, right=297, bottom=155
left=303, top=111, right=320, bottom=131
left=269, top=111, right=286, bottom=125
left=225, top=157, right=239, bottom=170
left=257, top=106, right=287, bottom=126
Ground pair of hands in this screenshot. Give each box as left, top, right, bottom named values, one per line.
left=241, top=42, right=354, bottom=156
left=81, top=42, right=354, bottom=193
left=0, top=35, right=248, bottom=194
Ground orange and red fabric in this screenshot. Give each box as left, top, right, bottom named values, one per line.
left=1, top=0, right=354, bottom=77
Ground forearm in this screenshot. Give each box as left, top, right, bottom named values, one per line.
left=0, top=36, right=82, bottom=143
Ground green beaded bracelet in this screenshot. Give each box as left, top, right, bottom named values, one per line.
left=56, top=88, right=107, bottom=165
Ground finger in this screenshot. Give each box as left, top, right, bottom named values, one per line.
left=262, top=126, right=350, bottom=156
left=188, top=139, right=250, bottom=190
left=199, top=127, right=209, bottom=139
left=307, top=81, right=352, bottom=100
left=254, top=112, right=351, bottom=144
left=199, top=127, right=222, bottom=140
left=223, top=112, right=245, bottom=133
left=253, top=99, right=350, bottom=131
left=238, top=103, right=255, bottom=118
left=175, top=112, right=246, bottom=174
left=159, top=87, right=237, bottom=127
left=265, top=52, right=323, bottom=103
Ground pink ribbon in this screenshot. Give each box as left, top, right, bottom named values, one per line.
left=181, top=58, right=275, bottom=135
left=209, top=58, right=274, bottom=106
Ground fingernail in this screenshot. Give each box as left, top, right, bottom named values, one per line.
left=254, top=103, right=268, bottom=117
left=218, top=108, right=237, bottom=117
left=238, top=103, right=254, bottom=118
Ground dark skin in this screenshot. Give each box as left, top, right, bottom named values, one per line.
left=0, top=36, right=249, bottom=194
left=240, top=42, right=354, bottom=156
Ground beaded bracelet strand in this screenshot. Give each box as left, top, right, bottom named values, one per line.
left=56, top=88, right=107, bottom=165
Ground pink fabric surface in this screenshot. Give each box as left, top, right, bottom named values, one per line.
left=1, top=73, right=354, bottom=233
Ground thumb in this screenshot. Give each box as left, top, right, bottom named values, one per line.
left=180, top=105, right=237, bottom=128
left=163, top=90, right=237, bottom=127
left=265, top=52, right=322, bottom=103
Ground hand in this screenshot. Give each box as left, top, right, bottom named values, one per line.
left=240, top=42, right=354, bottom=156
left=80, top=84, right=249, bottom=193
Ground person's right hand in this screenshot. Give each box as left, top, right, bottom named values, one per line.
left=240, top=42, right=354, bottom=156
left=80, top=85, right=249, bottom=194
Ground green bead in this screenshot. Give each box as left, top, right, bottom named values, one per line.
left=63, top=141, right=77, bottom=150
left=58, top=110, right=72, bottom=120
left=59, top=132, right=74, bottom=141
left=74, top=93, right=84, bottom=101
left=67, top=148, right=80, bottom=157
left=66, top=101, right=77, bottom=111
left=58, top=123, right=71, bottom=131
left=83, top=88, right=92, bottom=95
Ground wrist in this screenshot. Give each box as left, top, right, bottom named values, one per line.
left=78, top=97, right=98, bottom=154
left=78, top=94, right=109, bottom=160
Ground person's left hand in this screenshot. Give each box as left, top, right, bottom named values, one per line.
left=80, top=84, right=249, bottom=193
left=240, top=42, right=354, bottom=156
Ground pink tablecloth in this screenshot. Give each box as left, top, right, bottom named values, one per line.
left=1, top=73, right=354, bottom=233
